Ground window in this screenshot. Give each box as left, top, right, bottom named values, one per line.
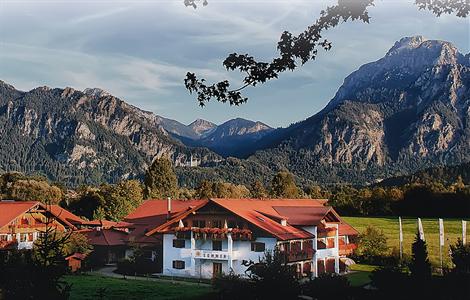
left=213, top=262, right=222, bottom=277
left=0, top=235, right=7, bottom=241
left=20, top=233, right=27, bottom=242
left=212, top=240, right=222, bottom=251
left=211, top=220, right=223, bottom=228
left=172, top=260, right=185, bottom=269
left=251, top=242, right=265, bottom=252
left=173, top=239, right=185, bottom=248
left=192, top=220, right=206, bottom=228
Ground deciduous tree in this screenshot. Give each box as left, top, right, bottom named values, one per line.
left=270, top=171, right=300, bottom=198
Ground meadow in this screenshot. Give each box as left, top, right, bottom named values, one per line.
left=65, top=274, right=214, bottom=300
left=343, top=217, right=469, bottom=268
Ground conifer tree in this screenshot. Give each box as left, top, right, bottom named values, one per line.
left=409, top=232, right=432, bottom=282
left=144, top=157, right=178, bottom=199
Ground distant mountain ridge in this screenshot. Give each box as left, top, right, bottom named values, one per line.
left=161, top=116, right=274, bottom=158
left=1, top=36, right=468, bottom=187
left=178, top=36, right=470, bottom=186
left=0, top=81, right=221, bottom=185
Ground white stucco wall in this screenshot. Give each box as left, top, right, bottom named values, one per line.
left=231, top=237, right=277, bottom=276
left=162, top=233, right=277, bottom=279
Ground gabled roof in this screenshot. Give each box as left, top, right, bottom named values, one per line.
left=49, top=205, right=86, bottom=225
left=143, top=198, right=350, bottom=241
left=66, top=252, right=88, bottom=261
left=125, top=199, right=206, bottom=225
left=339, top=222, right=359, bottom=236
left=0, top=201, right=77, bottom=231
left=211, top=199, right=321, bottom=240
left=80, top=228, right=128, bottom=246
left=83, top=220, right=133, bottom=228
left=0, top=201, right=40, bottom=229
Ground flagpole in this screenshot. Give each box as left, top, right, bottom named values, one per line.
left=463, top=220, right=467, bottom=245
left=399, top=217, right=403, bottom=261
left=418, top=218, right=425, bottom=241
left=439, top=218, right=444, bottom=275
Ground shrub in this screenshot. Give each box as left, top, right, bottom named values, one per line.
left=213, top=271, right=254, bottom=300
left=302, top=273, right=351, bottom=300
left=370, top=265, right=409, bottom=298
left=354, top=225, right=388, bottom=264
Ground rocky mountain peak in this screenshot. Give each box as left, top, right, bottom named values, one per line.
left=83, top=87, right=111, bottom=98
left=0, top=80, right=16, bottom=91
left=327, top=36, right=466, bottom=110
left=189, top=118, right=217, bottom=136
left=386, top=36, right=427, bottom=56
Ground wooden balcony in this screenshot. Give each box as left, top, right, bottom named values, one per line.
left=279, top=240, right=315, bottom=263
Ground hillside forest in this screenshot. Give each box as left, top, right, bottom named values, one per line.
left=1, top=159, right=468, bottom=221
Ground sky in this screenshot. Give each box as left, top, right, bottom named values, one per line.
left=0, top=0, right=468, bottom=128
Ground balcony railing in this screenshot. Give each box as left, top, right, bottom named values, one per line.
left=280, top=248, right=315, bottom=263
left=316, top=248, right=338, bottom=259
left=339, top=243, right=357, bottom=256
left=17, top=241, right=34, bottom=250
left=175, top=227, right=253, bottom=241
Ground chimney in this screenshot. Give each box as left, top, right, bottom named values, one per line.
left=167, top=197, right=172, bottom=220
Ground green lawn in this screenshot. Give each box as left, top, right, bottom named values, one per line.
left=345, top=264, right=377, bottom=287
left=64, top=274, right=214, bottom=300
left=343, top=217, right=469, bottom=268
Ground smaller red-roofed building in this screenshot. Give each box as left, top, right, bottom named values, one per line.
left=0, top=201, right=78, bottom=251
left=66, top=252, right=88, bottom=272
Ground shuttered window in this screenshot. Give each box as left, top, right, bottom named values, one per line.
left=172, top=260, right=185, bottom=269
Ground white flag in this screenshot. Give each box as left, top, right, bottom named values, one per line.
left=463, top=220, right=467, bottom=245
left=418, top=218, right=425, bottom=241
left=439, top=219, right=444, bottom=247
left=399, top=217, right=403, bottom=242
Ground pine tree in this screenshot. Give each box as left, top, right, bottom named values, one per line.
left=144, top=157, right=178, bottom=199
left=409, top=232, right=432, bottom=282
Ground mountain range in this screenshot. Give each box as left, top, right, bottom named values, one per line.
left=0, top=36, right=468, bottom=187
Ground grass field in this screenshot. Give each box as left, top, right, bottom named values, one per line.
left=346, top=264, right=377, bottom=287
left=343, top=217, right=469, bottom=268
left=64, top=274, right=214, bottom=300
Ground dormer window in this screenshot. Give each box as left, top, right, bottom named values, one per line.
left=280, top=219, right=287, bottom=226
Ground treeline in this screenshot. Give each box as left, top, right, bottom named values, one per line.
left=2, top=158, right=469, bottom=221
left=323, top=178, right=470, bottom=217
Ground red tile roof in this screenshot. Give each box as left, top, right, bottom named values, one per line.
left=83, top=220, right=133, bottom=228
left=271, top=206, right=336, bottom=226
left=339, top=222, right=359, bottom=236
left=211, top=199, right=322, bottom=240
left=143, top=198, right=353, bottom=241
left=66, top=252, right=88, bottom=261
left=125, top=199, right=206, bottom=224
left=80, top=228, right=128, bottom=246
left=49, top=205, right=85, bottom=225
left=0, top=201, right=78, bottom=231
left=0, top=201, right=39, bottom=229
